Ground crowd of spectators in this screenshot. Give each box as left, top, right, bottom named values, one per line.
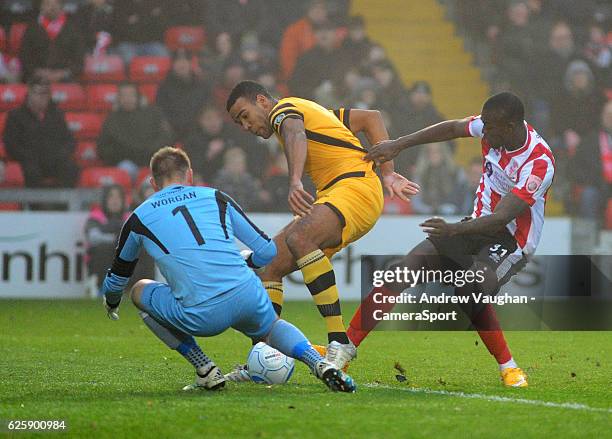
left=452, top=0, right=612, bottom=225
left=1, top=0, right=463, bottom=215
left=2, top=0, right=609, bottom=222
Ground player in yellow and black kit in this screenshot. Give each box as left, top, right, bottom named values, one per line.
left=226, top=81, right=418, bottom=372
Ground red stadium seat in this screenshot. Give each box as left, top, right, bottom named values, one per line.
left=83, top=55, right=126, bottom=82
left=65, top=112, right=104, bottom=140
left=86, top=84, right=118, bottom=112
left=0, top=84, right=27, bottom=111
left=0, top=27, right=6, bottom=52
left=164, top=26, right=206, bottom=52
left=79, top=166, right=132, bottom=192
left=0, top=112, right=6, bottom=135
left=383, top=196, right=412, bottom=215
left=74, top=141, right=102, bottom=168
left=1, top=161, right=25, bottom=187
left=129, top=56, right=170, bottom=83
left=8, top=23, right=27, bottom=55
left=51, top=83, right=87, bottom=111
left=138, top=83, right=158, bottom=104
left=0, top=140, right=6, bottom=160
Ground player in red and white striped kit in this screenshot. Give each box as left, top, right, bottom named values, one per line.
left=350, top=92, right=555, bottom=387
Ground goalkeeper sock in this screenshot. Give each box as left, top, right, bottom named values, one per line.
left=266, top=319, right=323, bottom=370
left=140, top=311, right=212, bottom=371
left=471, top=304, right=513, bottom=365
left=347, top=285, right=402, bottom=347
left=263, top=281, right=284, bottom=316
left=297, top=249, right=349, bottom=344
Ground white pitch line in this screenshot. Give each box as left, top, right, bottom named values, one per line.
left=364, top=383, right=612, bottom=414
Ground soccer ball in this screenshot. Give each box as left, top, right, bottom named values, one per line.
left=247, top=342, right=295, bottom=384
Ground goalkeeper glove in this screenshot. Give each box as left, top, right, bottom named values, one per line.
left=240, top=249, right=264, bottom=273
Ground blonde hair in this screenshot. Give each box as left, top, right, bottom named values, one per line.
left=150, top=147, right=191, bottom=186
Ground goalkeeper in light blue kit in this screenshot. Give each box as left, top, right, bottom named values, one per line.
left=100, top=146, right=356, bottom=392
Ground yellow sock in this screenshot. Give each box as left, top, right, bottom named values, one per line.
left=297, top=249, right=349, bottom=344
left=262, top=281, right=284, bottom=316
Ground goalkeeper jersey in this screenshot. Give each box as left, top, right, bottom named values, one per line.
left=101, top=185, right=276, bottom=306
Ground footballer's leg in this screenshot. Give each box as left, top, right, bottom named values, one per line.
left=284, top=204, right=356, bottom=369
left=258, top=221, right=299, bottom=316
left=454, top=249, right=529, bottom=387
left=131, top=280, right=225, bottom=391
left=347, top=239, right=442, bottom=346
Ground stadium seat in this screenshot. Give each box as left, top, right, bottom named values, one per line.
left=129, top=56, right=170, bottom=83
left=0, top=26, right=6, bottom=52
left=138, top=83, right=158, bottom=104
left=79, top=166, right=132, bottom=192
left=606, top=199, right=612, bottom=230
left=8, top=22, right=27, bottom=55
left=0, top=140, right=6, bottom=160
left=1, top=160, right=25, bottom=187
left=74, top=141, right=102, bottom=168
left=0, top=84, right=27, bottom=111
left=82, top=55, right=126, bottom=82
left=65, top=112, right=104, bottom=141
left=0, top=112, right=6, bottom=135
left=383, top=196, right=412, bottom=215
left=51, top=83, right=87, bottom=111
left=86, top=84, right=118, bottom=112
left=164, top=26, right=206, bottom=52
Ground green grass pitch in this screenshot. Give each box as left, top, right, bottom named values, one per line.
left=1, top=299, right=610, bottom=438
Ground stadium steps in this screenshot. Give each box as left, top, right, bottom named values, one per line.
left=350, top=0, right=489, bottom=166
left=351, top=0, right=565, bottom=215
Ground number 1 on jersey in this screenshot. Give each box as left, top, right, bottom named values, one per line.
left=172, top=205, right=205, bottom=245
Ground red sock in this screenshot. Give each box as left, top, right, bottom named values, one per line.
left=472, top=304, right=512, bottom=364
left=347, top=286, right=401, bottom=347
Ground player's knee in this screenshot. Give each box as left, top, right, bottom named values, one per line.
left=472, top=262, right=499, bottom=294
left=130, top=279, right=155, bottom=309
left=284, top=228, right=309, bottom=254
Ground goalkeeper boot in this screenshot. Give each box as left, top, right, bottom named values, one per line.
left=325, top=340, right=357, bottom=371
left=224, top=364, right=251, bottom=383
left=182, top=364, right=226, bottom=391
left=501, top=367, right=528, bottom=388
left=314, top=360, right=356, bottom=393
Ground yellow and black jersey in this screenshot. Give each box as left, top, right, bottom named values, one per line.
left=268, top=97, right=376, bottom=192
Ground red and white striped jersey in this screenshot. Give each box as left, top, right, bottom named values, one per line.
left=467, top=115, right=555, bottom=255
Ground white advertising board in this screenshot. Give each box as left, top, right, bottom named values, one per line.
left=0, top=212, right=572, bottom=299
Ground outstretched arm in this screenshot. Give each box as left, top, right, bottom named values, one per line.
left=364, top=117, right=473, bottom=165
left=100, top=213, right=143, bottom=319
left=280, top=117, right=315, bottom=216
left=348, top=109, right=420, bottom=200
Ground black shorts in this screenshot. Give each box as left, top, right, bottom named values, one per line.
left=427, top=228, right=528, bottom=288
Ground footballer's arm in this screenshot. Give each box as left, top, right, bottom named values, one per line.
left=364, top=117, right=472, bottom=164
left=420, top=192, right=529, bottom=238
left=279, top=117, right=314, bottom=216
left=100, top=213, right=143, bottom=315
left=349, top=108, right=420, bottom=200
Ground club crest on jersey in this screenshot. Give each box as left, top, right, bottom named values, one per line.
left=505, top=160, right=519, bottom=179
left=485, top=161, right=493, bottom=177
left=526, top=175, right=543, bottom=193
left=273, top=113, right=287, bottom=131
